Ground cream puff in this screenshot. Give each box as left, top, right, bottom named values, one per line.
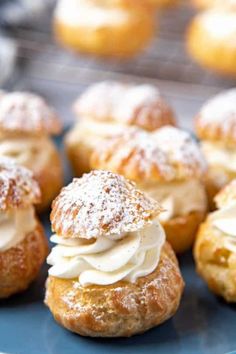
left=91, top=127, right=207, bottom=253
left=65, top=81, right=176, bottom=176
left=194, top=179, right=236, bottom=302
left=0, top=91, right=64, bottom=212
left=53, top=0, right=155, bottom=57
left=45, top=170, right=184, bottom=337
left=0, top=157, right=48, bottom=299
left=195, top=88, right=236, bottom=209
left=187, top=5, right=236, bottom=77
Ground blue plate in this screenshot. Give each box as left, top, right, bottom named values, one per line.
left=0, top=134, right=236, bottom=354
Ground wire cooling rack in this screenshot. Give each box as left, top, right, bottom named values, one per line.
left=3, top=2, right=236, bottom=131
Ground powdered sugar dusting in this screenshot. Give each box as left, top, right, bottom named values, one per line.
left=197, top=89, right=236, bottom=141
left=74, top=81, right=175, bottom=130
left=92, top=127, right=206, bottom=181
left=51, top=170, right=161, bottom=239
left=0, top=157, right=41, bottom=210
left=0, top=92, right=62, bottom=136
left=153, top=126, right=207, bottom=178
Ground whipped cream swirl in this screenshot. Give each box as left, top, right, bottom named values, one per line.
left=142, top=179, right=207, bottom=222
left=47, top=221, right=165, bottom=286
left=212, top=203, right=236, bottom=252
left=0, top=207, right=36, bottom=252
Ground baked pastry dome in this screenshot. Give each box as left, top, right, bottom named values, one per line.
left=45, top=170, right=184, bottom=337
left=187, top=6, right=236, bottom=77
left=91, top=127, right=208, bottom=253
left=0, top=157, right=48, bottom=299
left=65, top=81, right=176, bottom=176
left=0, top=92, right=64, bottom=212
left=53, top=0, right=155, bottom=57
left=194, top=179, right=236, bottom=302
left=195, top=88, right=236, bottom=209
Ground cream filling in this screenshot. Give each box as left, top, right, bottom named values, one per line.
left=47, top=220, right=165, bottom=286
left=55, top=0, right=130, bottom=28
left=201, top=11, right=236, bottom=39
left=0, top=207, right=36, bottom=252
left=201, top=141, right=236, bottom=174
left=211, top=203, right=236, bottom=252
left=0, top=137, right=53, bottom=173
left=142, top=179, right=207, bottom=222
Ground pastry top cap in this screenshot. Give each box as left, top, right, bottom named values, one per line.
left=215, top=179, right=236, bottom=209
left=51, top=170, right=162, bottom=239
left=0, top=92, right=62, bottom=136
left=195, top=89, right=236, bottom=145
left=91, top=126, right=207, bottom=183
left=0, top=157, right=41, bottom=211
left=74, top=81, right=176, bottom=131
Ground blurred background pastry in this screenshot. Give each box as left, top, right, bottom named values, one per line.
left=195, top=88, right=236, bottom=209
left=0, top=158, right=48, bottom=299
left=192, top=0, right=236, bottom=9
left=147, top=0, right=180, bottom=8
left=53, top=0, right=155, bottom=57
left=91, top=126, right=207, bottom=253
left=187, top=5, right=236, bottom=77
left=65, top=81, right=176, bottom=176
left=194, top=179, right=236, bottom=302
left=0, top=92, right=64, bottom=212
left=45, top=170, right=184, bottom=337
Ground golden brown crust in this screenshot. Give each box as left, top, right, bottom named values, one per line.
left=74, top=81, right=176, bottom=131
left=0, top=92, right=62, bottom=136
left=0, top=222, right=48, bottom=299
left=162, top=211, right=206, bottom=254
left=34, top=144, right=64, bottom=213
left=148, top=0, right=180, bottom=7
left=54, top=3, right=154, bottom=57
left=51, top=170, right=162, bottom=239
left=45, top=242, right=184, bottom=337
left=187, top=11, right=236, bottom=78
left=0, top=157, right=41, bottom=211
left=195, top=89, right=236, bottom=145
left=91, top=127, right=207, bottom=183
left=194, top=218, right=236, bottom=302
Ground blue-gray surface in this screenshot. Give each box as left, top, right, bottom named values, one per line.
left=0, top=136, right=236, bottom=354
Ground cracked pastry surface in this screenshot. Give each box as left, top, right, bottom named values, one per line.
left=0, top=158, right=48, bottom=299
left=0, top=91, right=63, bottom=212
left=91, top=127, right=208, bottom=253
left=45, top=170, right=184, bottom=337
left=194, top=179, right=236, bottom=302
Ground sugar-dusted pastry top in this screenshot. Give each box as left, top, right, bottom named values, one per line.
left=0, top=157, right=41, bottom=211
left=195, top=89, right=236, bottom=144
left=0, top=92, right=62, bottom=136
left=214, top=179, right=236, bottom=209
left=74, top=81, right=176, bottom=131
left=51, top=170, right=162, bottom=239
left=91, top=126, right=207, bottom=183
